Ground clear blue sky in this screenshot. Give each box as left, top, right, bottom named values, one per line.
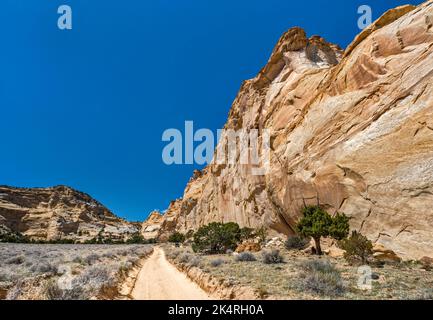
left=0, top=0, right=423, bottom=221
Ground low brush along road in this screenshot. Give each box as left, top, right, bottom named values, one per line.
left=131, top=247, right=211, bottom=300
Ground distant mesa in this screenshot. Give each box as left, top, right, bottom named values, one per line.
left=0, top=185, right=139, bottom=242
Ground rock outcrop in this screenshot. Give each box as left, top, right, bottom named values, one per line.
left=146, top=0, right=433, bottom=260
left=141, top=199, right=181, bottom=240
left=0, top=185, right=139, bottom=241
left=372, top=243, right=402, bottom=263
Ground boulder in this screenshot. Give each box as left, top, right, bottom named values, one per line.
left=264, top=237, right=286, bottom=249
left=373, top=244, right=402, bottom=263
left=324, top=245, right=346, bottom=259
left=236, top=240, right=261, bottom=253
left=419, top=256, right=433, bottom=270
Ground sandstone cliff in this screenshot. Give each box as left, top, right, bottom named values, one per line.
left=144, top=1, right=433, bottom=259
left=0, top=185, right=138, bottom=241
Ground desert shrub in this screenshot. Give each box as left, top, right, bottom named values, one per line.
left=83, top=238, right=98, bottom=244
left=145, top=238, right=157, bottom=244
left=48, top=239, right=76, bottom=244
left=285, top=236, right=310, bottom=250
left=192, top=222, right=242, bottom=254
left=118, top=250, right=128, bottom=256
left=0, top=228, right=30, bottom=243
left=296, top=206, right=350, bottom=255
left=339, top=231, right=373, bottom=265
left=166, top=249, right=181, bottom=260
left=44, top=280, right=85, bottom=300
left=119, top=261, right=133, bottom=273
left=124, top=247, right=138, bottom=256
left=137, top=246, right=153, bottom=257
left=72, top=256, right=83, bottom=264
left=84, top=254, right=100, bottom=265
left=0, top=270, right=17, bottom=282
left=78, top=266, right=115, bottom=290
left=44, top=280, right=67, bottom=300
left=240, top=228, right=255, bottom=241
left=210, top=258, right=224, bottom=267
left=126, top=233, right=146, bottom=244
left=127, top=257, right=139, bottom=265
left=178, top=252, right=192, bottom=264
left=235, top=252, right=257, bottom=262
left=257, top=287, right=269, bottom=299
left=187, top=256, right=202, bottom=268
left=298, top=259, right=345, bottom=297
left=168, top=232, right=186, bottom=244
left=185, top=230, right=195, bottom=240
left=102, top=252, right=115, bottom=259
left=5, top=255, right=25, bottom=265
left=254, top=227, right=268, bottom=244
left=30, top=262, right=57, bottom=274
left=302, top=259, right=336, bottom=274
left=413, top=288, right=433, bottom=300
left=0, top=272, right=7, bottom=282
left=262, top=250, right=284, bottom=264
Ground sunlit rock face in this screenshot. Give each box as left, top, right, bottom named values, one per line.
left=0, top=185, right=139, bottom=241
left=156, top=1, right=432, bottom=259
left=141, top=199, right=183, bottom=241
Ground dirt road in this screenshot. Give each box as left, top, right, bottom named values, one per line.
left=131, top=247, right=211, bottom=300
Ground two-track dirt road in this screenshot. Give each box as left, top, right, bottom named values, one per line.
left=131, top=247, right=211, bottom=300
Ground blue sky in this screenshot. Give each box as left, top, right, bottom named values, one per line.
left=0, top=0, right=423, bottom=221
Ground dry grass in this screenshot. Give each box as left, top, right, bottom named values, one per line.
left=0, top=243, right=152, bottom=300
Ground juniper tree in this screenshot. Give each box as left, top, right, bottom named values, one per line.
left=296, top=206, right=350, bottom=255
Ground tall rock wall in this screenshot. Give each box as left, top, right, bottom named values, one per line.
left=144, top=1, right=433, bottom=260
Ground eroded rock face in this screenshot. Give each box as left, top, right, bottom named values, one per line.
left=0, top=185, right=138, bottom=241
left=146, top=1, right=433, bottom=260
left=141, top=211, right=164, bottom=240
left=141, top=199, right=182, bottom=240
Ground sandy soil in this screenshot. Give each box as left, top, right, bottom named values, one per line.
left=131, top=247, right=211, bottom=300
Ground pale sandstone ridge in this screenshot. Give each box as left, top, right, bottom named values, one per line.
left=344, top=4, right=416, bottom=58
left=0, top=185, right=138, bottom=241
left=141, top=199, right=182, bottom=241
left=144, top=0, right=433, bottom=260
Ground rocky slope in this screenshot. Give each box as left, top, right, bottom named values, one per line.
left=143, top=1, right=433, bottom=260
left=0, top=185, right=139, bottom=241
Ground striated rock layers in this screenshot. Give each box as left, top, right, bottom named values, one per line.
left=144, top=1, right=433, bottom=260
left=0, top=185, right=139, bottom=241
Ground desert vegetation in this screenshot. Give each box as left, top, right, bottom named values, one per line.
left=168, top=232, right=186, bottom=244
left=296, top=259, right=346, bottom=297
left=339, top=231, right=374, bottom=265
left=164, top=244, right=433, bottom=300
left=0, top=244, right=152, bottom=300
left=296, top=206, right=350, bottom=255
left=0, top=226, right=156, bottom=245
left=191, top=222, right=244, bottom=254
left=161, top=212, right=432, bottom=300
left=168, top=222, right=264, bottom=254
